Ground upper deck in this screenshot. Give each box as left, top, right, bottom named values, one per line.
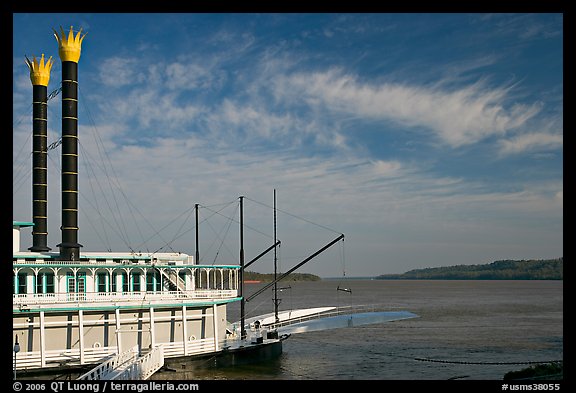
left=13, top=251, right=241, bottom=313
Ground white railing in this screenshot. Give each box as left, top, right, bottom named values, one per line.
left=77, top=345, right=164, bottom=380
left=14, top=346, right=118, bottom=371
left=161, top=337, right=216, bottom=358
left=13, top=259, right=130, bottom=266
left=13, top=289, right=238, bottom=308
left=113, top=345, right=164, bottom=380
left=13, top=333, right=275, bottom=373
left=76, top=346, right=138, bottom=380
left=14, top=339, right=223, bottom=372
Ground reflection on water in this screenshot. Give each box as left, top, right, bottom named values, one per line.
left=158, top=280, right=563, bottom=380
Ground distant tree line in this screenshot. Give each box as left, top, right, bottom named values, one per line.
left=244, top=270, right=321, bottom=282
left=503, top=362, right=563, bottom=380
left=375, top=258, right=563, bottom=280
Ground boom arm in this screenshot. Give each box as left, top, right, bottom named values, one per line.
left=245, top=234, right=344, bottom=302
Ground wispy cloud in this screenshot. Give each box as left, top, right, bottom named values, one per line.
left=499, top=132, right=563, bottom=155
left=98, top=57, right=140, bottom=87
left=479, top=13, right=563, bottom=40
left=272, top=68, right=543, bottom=148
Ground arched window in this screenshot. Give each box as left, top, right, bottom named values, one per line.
left=146, top=270, right=161, bottom=292
left=215, top=269, right=223, bottom=289
left=132, top=272, right=142, bottom=292
left=17, top=272, right=28, bottom=294
left=96, top=272, right=108, bottom=293
left=36, top=272, right=55, bottom=294
left=112, top=271, right=129, bottom=293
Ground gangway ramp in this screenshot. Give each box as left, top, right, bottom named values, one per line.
left=77, top=345, right=164, bottom=380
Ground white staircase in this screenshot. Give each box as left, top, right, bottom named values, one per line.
left=77, top=345, right=164, bottom=380
left=158, top=268, right=187, bottom=292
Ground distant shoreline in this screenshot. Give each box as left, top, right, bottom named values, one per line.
left=374, top=258, right=563, bottom=280
left=248, top=258, right=563, bottom=281
left=243, top=271, right=321, bottom=282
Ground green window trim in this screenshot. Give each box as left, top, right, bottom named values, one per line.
left=17, top=272, right=28, bottom=294
left=97, top=272, right=108, bottom=293
left=132, top=272, right=141, bottom=292
left=35, top=272, right=55, bottom=294
left=66, top=272, right=86, bottom=293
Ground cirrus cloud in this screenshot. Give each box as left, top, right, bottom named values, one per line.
left=273, top=69, right=544, bottom=148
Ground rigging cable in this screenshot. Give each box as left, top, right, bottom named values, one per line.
left=12, top=133, right=32, bottom=195
left=13, top=85, right=61, bottom=194
left=76, top=85, right=135, bottom=250
left=209, top=202, right=239, bottom=265
left=75, top=85, right=198, bottom=255
left=203, top=198, right=276, bottom=241
left=244, top=196, right=342, bottom=236
left=336, top=238, right=351, bottom=286
left=196, top=201, right=238, bottom=264
left=77, top=85, right=187, bottom=254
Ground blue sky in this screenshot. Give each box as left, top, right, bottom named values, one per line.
left=12, top=13, right=563, bottom=277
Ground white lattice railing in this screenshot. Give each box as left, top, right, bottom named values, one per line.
left=117, top=345, right=164, bottom=380
left=76, top=345, right=138, bottom=380
left=13, top=289, right=238, bottom=309
left=13, top=346, right=119, bottom=371
left=77, top=345, right=164, bottom=380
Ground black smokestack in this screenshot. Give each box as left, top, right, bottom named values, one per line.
left=54, top=26, right=86, bottom=261
left=25, top=54, right=53, bottom=252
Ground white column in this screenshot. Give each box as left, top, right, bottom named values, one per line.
left=27, top=272, right=33, bottom=294
left=52, top=267, right=59, bottom=295
left=149, top=307, right=156, bottom=347
left=182, top=306, right=188, bottom=356
left=115, top=308, right=122, bottom=353
left=39, top=311, right=46, bottom=367
left=213, top=304, right=219, bottom=351
left=88, top=268, right=96, bottom=294
left=78, top=309, right=85, bottom=364
left=115, top=272, right=121, bottom=293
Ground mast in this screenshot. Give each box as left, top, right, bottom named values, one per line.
left=54, top=26, right=86, bottom=261
left=273, top=189, right=279, bottom=323
left=25, top=54, right=53, bottom=252
left=195, top=203, right=200, bottom=263
left=239, top=196, right=246, bottom=340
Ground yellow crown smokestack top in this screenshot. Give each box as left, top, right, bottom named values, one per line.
left=53, top=26, right=86, bottom=63
left=25, top=54, right=53, bottom=86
